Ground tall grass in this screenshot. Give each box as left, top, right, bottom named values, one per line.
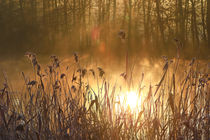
left=0, top=52, right=209, bottom=140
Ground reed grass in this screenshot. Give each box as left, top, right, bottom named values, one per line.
left=0, top=52, right=209, bottom=140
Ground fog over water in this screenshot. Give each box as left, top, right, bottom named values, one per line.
left=0, top=0, right=209, bottom=88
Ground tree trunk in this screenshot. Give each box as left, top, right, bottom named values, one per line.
left=128, top=0, right=132, bottom=41
left=73, top=0, right=76, bottom=25
left=178, top=0, right=185, bottom=45
left=19, top=0, right=24, bottom=21
left=88, top=0, right=92, bottom=25
left=190, top=0, right=199, bottom=47
left=207, top=0, right=210, bottom=46
left=122, top=0, right=127, bottom=27
left=155, top=0, right=165, bottom=44
left=184, top=0, right=189, bottom=42
left=201, top=0, right=206, bottom=41
left=43, top=0, right=47, bottom=25
left=64, top=0, right=68, bottom=30
left=113, top=0, right=116, bottom=23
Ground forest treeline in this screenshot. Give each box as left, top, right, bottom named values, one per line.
left=0, top=0, right=209, bottom=58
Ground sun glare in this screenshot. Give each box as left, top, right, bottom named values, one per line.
left=118, top=90, right=143, bottom=113
left=126, top=91, right=139, bottom=109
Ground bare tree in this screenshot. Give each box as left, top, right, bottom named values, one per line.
left=190, top=0, right=199, bottom=47
left=178, top=0, right=185, bottom=44
left=155, top=0, right=165, bottom=44
left=207, top=0, right=210, bottom=46
left=113, top=0, right=116, bottom=24
left=201, top=0, right=207, bottom=41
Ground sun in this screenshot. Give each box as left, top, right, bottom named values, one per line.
left=126, top=91, right=139, bottom=109
left=117, top=90, right=143, bottom=113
